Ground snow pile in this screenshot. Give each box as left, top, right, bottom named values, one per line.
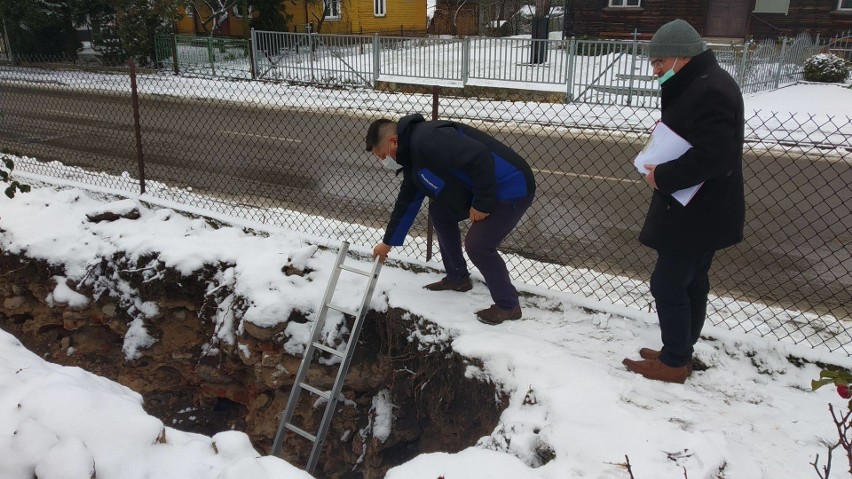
left=0, top=187, right=371, bottom=361
left=0, top=329, right=312, bottom=479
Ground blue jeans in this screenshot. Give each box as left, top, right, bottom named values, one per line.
left=429, top=194, right=534, bottom=309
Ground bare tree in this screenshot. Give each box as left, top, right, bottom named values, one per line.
left=477, top=0, right=512, bottom=35
left=441, top=0, right=469, bottom=36
left=190, top=0, right=240, bottom=36
left=529, top=0, right=550, bottom=63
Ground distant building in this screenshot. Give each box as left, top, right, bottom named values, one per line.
left=563, top=0, right=852, bottom=40
left=175, top=0, right=427, bottom=36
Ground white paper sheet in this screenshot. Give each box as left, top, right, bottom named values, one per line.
left=633, top=121, right=703, bottom=206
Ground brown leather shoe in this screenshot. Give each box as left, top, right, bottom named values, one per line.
left=424, top=277, right=473, bottom=292
left=639, top=348, right=693, bottom=375
left=622, top=358, right=689, bottom=384
left=639, top=348, right=660, bottom=360
left=476, top=305, right=522, bottom=325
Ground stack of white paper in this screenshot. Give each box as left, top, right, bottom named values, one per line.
left=633, top=122, right=703, bottom=206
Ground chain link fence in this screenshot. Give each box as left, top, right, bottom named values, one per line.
left=1, top=57, right=851, bottom=356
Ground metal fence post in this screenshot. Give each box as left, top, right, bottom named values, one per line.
left=566, top=36, right=577, bottom=101
left=308, top=29, right=315, bottom=82
left=373, top=33, right=380, bottom=86
left=775, top=37, right=788, bottom=89
left=171, top=33, right=180, bottom=75
left=249, top=28, right=257, bottom=80
left=207, top=36, right=217, bottom=77
left=462, top=37, right=470, bottom=85
left=1, top=15, right=13, bottom=63
left=128, top=59, right=146, bottom=195
left=426, top=86, right=440, bottom=262
left=738, top=41, right=749, bottom=88
left=626, top=29, right=639, bottom=106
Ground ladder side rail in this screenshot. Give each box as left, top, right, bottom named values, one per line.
left=305, top=257, right=383, bottom=472
left=271, top=241, right=351, bottom=455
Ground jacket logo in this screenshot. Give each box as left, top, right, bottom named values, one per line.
left=417, top=169, right=445, bottom=195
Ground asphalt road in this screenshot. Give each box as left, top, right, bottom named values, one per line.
left=1, top=83, right=850, bottom=318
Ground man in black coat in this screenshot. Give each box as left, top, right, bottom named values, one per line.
left=366, top=114, right=536, bottom=325
left=622, top=19, right=745, bottom=383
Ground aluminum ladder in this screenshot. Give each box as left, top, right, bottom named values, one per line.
left=270, top=241, right=383, bottom=474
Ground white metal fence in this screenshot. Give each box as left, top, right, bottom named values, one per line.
left=155, top=31, right=841, bottom=106
left=252, top=32, right=373, bottom=85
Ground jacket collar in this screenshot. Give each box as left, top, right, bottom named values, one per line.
left=396, top=113, right=425, bottom=168
left=660, top=50, right=717, bottom=109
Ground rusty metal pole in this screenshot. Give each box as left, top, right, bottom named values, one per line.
left=171, top=32, right=180, bottom=75
left=128, top=59, right=146, bottom=194
left=426, top=86, right=440, bottom=262
left=248, top=28, right=256, bottom=80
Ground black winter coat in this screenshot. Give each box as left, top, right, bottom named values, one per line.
left=382, top=114, right=535, bottom=246
left=639, top=50, right=745, bottom=255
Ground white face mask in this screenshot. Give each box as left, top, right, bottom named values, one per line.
left=381, top=157, right=402, bottom=171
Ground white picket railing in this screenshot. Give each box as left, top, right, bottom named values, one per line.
left=155, top=30, right=840, bottom=106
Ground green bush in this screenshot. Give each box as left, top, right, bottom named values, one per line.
left=803, top=53, right=850, bottom=83
left=1, top=154, right=31, bottom=199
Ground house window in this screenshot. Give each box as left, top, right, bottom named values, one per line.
left=374, top=0, right=386, bottom=17
left=185, top=5, right=193, bottom=16
left=324, top=0, right=341, bottom=19
left=839, top=0, right=852, bottom=10
left=609, top=0, right=640, bottom=7
left=754, top=0, right=789, bottom=14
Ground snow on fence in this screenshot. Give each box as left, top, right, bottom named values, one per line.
left=154, top=31, right=831, bottom=105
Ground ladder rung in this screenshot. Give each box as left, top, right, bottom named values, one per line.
left=299, top=382, right=331, bottom=400
left=339, top=263, right=371, bottom=276
left=284, top=423, right=316, bottom=442
left=312, top=341, right=344, bottom=358
left=326, top=303, right=360, bottom=317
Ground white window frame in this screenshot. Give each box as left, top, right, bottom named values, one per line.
left=839, top=0, right=852, bottom=10
left=324, top=0, right=341, bottom=19
left=608, top=0, right=641, bottom=7
left=374, top=0, right=386, bottom=17
left=185, top=4, right=194, bottom=17
left=754, top=0, right=789, bottom=14
left=232, top=4, right=253, bottom=18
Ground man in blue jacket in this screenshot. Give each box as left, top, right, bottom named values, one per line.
left=622, top=19, right=745, bottom=383
left=367, top=114, right=536, bottom=325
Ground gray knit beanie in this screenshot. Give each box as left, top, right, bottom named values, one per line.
left=648, top=19, right=707, bottom=57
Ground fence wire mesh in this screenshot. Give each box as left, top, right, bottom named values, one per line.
left=1, top=57, right=851, bottom=356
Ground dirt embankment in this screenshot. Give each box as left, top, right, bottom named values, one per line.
left=0, top=251, right=506, bottom=478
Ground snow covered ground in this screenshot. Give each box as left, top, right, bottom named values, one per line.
left=2, top=177, right=852, bottom=479
left=0, top=80, right=851, bottom=478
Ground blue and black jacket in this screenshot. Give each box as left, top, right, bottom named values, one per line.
left=383, top=114, right=536, bottom=246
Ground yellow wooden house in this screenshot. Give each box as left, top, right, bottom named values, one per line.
left=175, top=0, right=426, bottom=37
left=295, top=0, right=426, bottom=34
left=174, top=4, right=257, bottom=38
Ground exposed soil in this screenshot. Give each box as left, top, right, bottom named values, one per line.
left=0, top=251, right=507, bottom=478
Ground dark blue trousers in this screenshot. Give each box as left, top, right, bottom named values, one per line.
left=429, top=195, right=534, bottom=310
left=652, top=251, right=716, bottom=368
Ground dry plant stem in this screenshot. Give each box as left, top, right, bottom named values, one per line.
left=625, top=455, right=635, bottom=479
left=829, top=403, right=852, bottom=475
left=811, top=445, right=837, bottom=479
